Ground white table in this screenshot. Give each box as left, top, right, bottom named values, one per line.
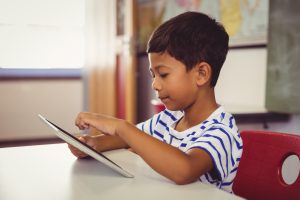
left=0, top=144, right=243, bottom=200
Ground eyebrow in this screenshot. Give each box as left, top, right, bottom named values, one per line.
left=150, top=64, right=170, bottom=71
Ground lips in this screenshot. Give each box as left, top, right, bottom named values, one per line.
left=159, top=96, right=170, bottom=103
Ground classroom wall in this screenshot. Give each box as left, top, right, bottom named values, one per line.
left=0, top=79, right=83, bottom=141
left=0, top=50, right=299, bottom=142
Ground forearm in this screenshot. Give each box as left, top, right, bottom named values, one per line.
left=94, top=135, right=129, bottom=152
left=117, top=121, right=200, bottom=184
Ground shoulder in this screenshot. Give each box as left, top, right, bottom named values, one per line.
left=186, top=107, right=243, bottom=184
left=196, top=106, right=243, bottom=163
left=201, top=106, right=241, bottom=141
left=187, top=106, right=243, bottom=164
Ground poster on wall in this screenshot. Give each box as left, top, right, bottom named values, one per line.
left=137, top=0, right=269, bottom=52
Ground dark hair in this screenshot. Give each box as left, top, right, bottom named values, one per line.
left=147, top=12, right=229, bottom=87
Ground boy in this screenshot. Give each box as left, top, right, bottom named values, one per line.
left=69, top=12, right=243, bottom=193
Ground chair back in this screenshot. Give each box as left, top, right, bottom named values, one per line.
left=233, top=130, right=300, bottom=200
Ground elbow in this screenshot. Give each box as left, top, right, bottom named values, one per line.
left=172, top=175, right=195, bottom=185
left=170, top=169, right=197, bottom=185
left=166, top=160, right=201, bottom=185
left=173, top=178, right=190, bottom=185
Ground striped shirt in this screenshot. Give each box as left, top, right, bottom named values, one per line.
left=136, top=106, right=243, bottom=193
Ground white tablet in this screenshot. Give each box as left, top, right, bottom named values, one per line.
left=38, top=114, right=134, bottom=178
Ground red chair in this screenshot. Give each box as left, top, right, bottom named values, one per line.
left=233, top=130, right=300, bottom=200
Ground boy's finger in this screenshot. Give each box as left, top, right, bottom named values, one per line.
left=78, top=136, right=86, bottom=142
left=67, top=143, right=87, bottom=157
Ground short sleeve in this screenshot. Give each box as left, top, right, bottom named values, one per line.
left=187, top=126, right=235, bottom=181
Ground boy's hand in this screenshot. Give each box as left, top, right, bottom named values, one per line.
left=68, top=136, right=89, bottom=158
left=70, top=112, right=129, bottom=158
left=75, top=112, right=124, bottom=136
left=68, top=135, right=102, bottom=158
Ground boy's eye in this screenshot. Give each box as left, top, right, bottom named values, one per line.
left=160, top=73, right=168, bottom=78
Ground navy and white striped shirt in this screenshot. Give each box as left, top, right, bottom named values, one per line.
left=137, top=106, right=243, bottom=193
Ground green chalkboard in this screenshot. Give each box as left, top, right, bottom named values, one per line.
left=266, top=0, right=300, bottom=113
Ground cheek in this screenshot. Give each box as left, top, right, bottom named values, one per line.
left=168, top=77, right=196, bottom=98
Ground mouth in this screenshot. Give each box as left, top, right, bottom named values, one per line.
left=159, top=96, right=170, bottom=103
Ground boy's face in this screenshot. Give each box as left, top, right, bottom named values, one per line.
left=149, top=52, right=199, bottom=111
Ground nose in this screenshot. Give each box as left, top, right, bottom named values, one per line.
left=152, top=77, right=162, bottom=91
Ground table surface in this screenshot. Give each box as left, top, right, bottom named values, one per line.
left=0, top=143, right=243, bottom=200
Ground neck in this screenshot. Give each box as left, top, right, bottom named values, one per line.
left=176, top=88, right=218, bottom=132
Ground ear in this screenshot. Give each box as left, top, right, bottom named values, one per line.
left=194, top=62, right=212, bottom=86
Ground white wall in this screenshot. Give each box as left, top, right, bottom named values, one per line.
left=216, top=48, right=267, bottom=114
left=0, top=79, right=83, bottom=141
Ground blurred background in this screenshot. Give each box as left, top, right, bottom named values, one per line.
left=0, top=0, right=299, bottom=146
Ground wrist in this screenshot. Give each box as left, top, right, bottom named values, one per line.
left=116, top=119, right=129, bottom=137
